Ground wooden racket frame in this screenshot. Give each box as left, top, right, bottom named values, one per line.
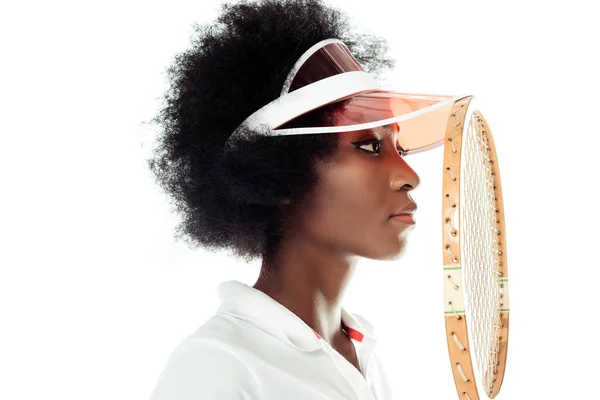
left=441, top=96, right=510, bottom=399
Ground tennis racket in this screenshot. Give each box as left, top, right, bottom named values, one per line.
left=441, top=96, right=510, bottom=399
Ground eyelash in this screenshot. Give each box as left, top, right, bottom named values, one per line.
left=352, top=138, right=406, bottom=157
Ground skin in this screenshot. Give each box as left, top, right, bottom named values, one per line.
left=252, top=123, right=420, bottom=373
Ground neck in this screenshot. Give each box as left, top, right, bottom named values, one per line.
left=253, top=233, right=359, bottom=344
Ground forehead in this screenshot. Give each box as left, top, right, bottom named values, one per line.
left=334, top=98, right=395, bottom=126
left=332, top=98, right=399, bottom=135
left=347, top=123, right=399, bottom=139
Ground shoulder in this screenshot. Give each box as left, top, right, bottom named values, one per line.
left=149, top=326, right=263, bottom=400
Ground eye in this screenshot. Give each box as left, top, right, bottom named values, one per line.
left=352, top=138, right=406, bottom=157
left=353, top=138, right=381, bottom=153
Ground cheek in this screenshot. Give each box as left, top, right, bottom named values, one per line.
left=298, top=174, right=410, bottom=259
left=305, top=169, right=385, bottom=238
left=328, top=164, right=385, bottom=216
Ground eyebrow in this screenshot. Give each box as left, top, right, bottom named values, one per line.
left=373, top=124, right=399, bottom=140
left=354, top=124, right=399, bottom=141
left=382, top=123, right=400, bottom=133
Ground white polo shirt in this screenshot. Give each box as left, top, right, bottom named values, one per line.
left=149, top=280, right=393, bottom=399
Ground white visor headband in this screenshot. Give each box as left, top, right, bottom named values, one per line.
left=225, top=39, right=469, bottom=154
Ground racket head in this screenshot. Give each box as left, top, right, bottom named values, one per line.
left=441, top=96, right=510, bottom=399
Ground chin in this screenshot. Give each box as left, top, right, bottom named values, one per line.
left=383, top=248, right=408, bottom=262
left=363, top=239, right=409, bottom=261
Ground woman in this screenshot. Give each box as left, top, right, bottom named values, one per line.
left=148, top=0, right=444, bottom=398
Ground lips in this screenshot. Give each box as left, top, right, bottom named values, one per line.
left=390, top=213, right=416, bottom=224
left=389, top=203, right=417, bottom=226
left=390, top=203, right=417, bottom=219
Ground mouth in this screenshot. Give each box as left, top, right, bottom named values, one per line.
left=389, top=212, right=416, bottom=224
left=389, top=204, right=417, bottom=224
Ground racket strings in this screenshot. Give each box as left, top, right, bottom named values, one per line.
left=461, top=112, right=503, bottom=395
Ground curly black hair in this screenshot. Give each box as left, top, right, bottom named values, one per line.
left=147, top=0, right=395, bottom=264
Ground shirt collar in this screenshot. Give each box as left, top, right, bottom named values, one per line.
left=216, top=280, right=377, bottom=352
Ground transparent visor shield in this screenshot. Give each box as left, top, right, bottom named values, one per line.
left=227, top=39, right=470, bottom=154
left=277, top=90, right=464, bottom=154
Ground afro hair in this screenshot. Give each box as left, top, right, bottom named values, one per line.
left=147, top=0, right=395, bottom=263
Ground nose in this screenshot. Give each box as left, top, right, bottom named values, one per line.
left=389, top=158, right=421, bottom=192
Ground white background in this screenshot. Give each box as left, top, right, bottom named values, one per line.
left=1, top=0, right=598, bottom=399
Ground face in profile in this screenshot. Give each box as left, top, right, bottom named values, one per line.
left=287, top=123, right=421, bottom=261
